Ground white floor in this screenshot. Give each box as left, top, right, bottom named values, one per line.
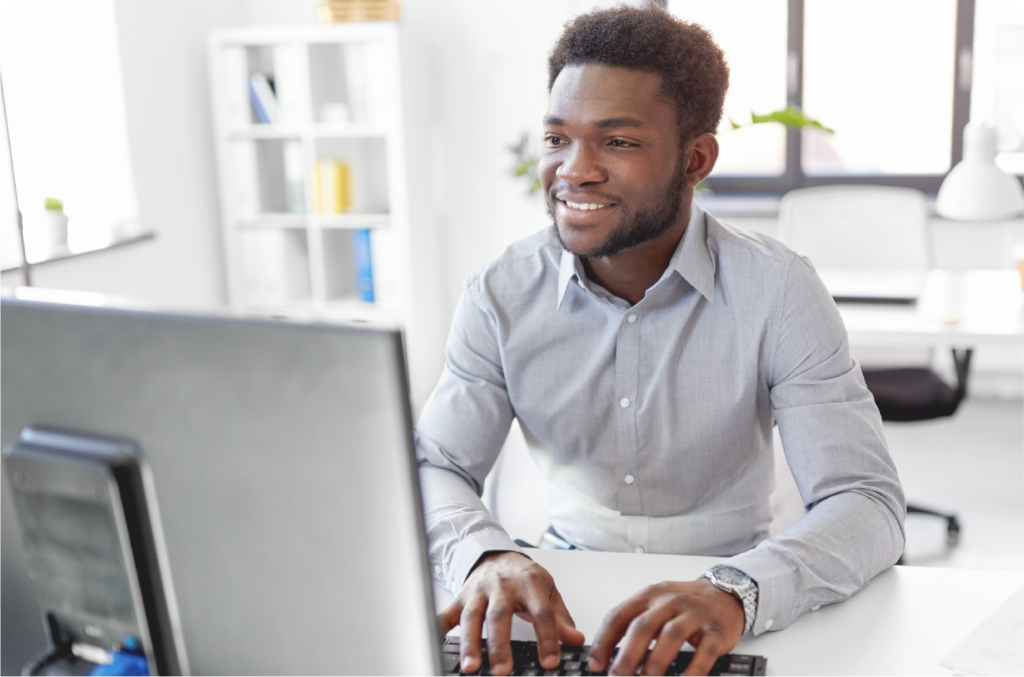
left=887, top=397, right=1024, bottom=571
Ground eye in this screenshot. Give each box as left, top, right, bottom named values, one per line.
left=610, top=139, right=636, bottom=148
left=545, top=135, right=567, bottom=147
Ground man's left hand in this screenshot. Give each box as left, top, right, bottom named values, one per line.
left=587, top=579, right=745, bottom=676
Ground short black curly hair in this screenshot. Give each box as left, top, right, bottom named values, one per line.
left=548, top=5, right=729, bottom=144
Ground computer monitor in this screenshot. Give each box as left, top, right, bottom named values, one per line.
left=1, top=289, right=440, bottom=675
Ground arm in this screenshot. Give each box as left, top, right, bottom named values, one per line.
left=724, top=254, right=906, bottom=634
left=588, top=254, right=905, bottom=676
left=417, top=284, right=584, bottom=675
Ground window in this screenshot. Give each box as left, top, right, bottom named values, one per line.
left=0, top=0, right=142, bottom=269
left=668, top=0, right=1024, bottom=195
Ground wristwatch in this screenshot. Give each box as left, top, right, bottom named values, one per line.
left=702, top=565, right=758, bottom=635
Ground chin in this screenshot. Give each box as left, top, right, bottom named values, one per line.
left=555, top=222, right=601, bottom=257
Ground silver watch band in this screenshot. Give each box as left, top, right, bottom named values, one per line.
left=701, top=568, right=758, bottom=635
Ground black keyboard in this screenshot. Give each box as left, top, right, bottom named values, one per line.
left=441, top=636, right=767, bottom=676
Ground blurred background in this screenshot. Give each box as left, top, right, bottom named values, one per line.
left=1, top=0, right=1022, bottom=572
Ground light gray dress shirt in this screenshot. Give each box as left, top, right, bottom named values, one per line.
left=415, top=201, right=906, bottom=635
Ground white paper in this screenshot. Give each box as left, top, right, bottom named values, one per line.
left=941, top=585, right=1024, bottom=676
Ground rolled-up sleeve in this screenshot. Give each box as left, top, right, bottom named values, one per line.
left=415, top=278, right=525, bottom=593
left=724, top=255, right=906, bottom=634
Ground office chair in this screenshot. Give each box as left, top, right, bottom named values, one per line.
left=778, top=185, right=964, bottom=547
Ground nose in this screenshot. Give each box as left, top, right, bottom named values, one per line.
left=555, top=142, right=607, bottom=186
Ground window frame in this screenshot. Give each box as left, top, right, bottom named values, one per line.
left=699, top=0, right=976, bottom=195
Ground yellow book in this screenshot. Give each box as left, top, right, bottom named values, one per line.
left=314, top=158, right=351, bottom=214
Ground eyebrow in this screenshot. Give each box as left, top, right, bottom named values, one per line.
left=543, top=115, right=646, bottom=129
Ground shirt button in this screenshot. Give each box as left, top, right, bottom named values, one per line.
left=624, top=474, right=635, bottom=485
left=434, top=565, right=441, bottom=574
left=619, top=397, right=630, bottom=408
left=627, top=314, right=637, bottom=324
left=811, top=605, right=820, bottom=611
left=633, top=546, right=645, bottom=554
left=765, top=618, right=774, bottom=629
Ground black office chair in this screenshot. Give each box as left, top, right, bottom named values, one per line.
left=861, top=348, right=971, bottom=546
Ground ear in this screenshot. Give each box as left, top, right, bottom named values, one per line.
left=684, top=133, right=720, bottom=186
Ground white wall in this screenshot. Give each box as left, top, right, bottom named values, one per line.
left=0, top=0, right=248, bottom=308
left=2, top=0, right=1019, bottom=403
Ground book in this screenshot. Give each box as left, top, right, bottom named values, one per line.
left=248, top=72, right=278, bottom=124
left=314, top=157, right=352, bottom=214
left=353, top=228, right=375, bottom=303
left=283, top=141, right=305, bottom=214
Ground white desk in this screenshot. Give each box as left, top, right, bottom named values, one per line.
left=831, top=269, right=1024, bottom=350
left=434, top=549, right=1024, bottom=676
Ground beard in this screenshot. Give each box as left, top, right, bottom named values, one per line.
left=548, top=160, right=688, bottom=259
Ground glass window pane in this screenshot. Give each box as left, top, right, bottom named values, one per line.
left=668, top=0, right=788, bottom=176
left=972, top=0, right=1024, bottom=175
left=0, top=0, right=139, bottom=263
left=803, top=0, right=957, bottom=176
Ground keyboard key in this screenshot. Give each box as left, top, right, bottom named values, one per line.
left=564, top=661, right=581, bottom=671
left=442, top=653, right=461, bottom=672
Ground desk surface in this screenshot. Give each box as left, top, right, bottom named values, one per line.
left=434, top=549, right=1024, bottom=676
left=832, top=269, right=1024, bottom=349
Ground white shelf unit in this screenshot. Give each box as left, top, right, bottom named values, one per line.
left=207, top=23, right=410, bottom=324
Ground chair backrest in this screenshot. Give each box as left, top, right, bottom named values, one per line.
left=777, top=185, right=930, bottom=270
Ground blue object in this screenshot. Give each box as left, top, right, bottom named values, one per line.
left=89, top=651, right=148, bottom=676
left=354, top=229, right=375, bottom=303
left=248, top=77, right=273, bottom=124
left=122, top=636, right=138, bottom=651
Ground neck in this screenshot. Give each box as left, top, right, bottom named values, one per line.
left=583, top=198, right=692, bottom=306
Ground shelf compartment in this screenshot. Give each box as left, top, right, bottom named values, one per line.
left=312, top=137, right=390, bottom=215
left=228, top=138, right=306, bottom=216
left=237, top=228, right=312, bottom=307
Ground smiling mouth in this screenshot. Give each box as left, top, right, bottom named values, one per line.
left=561, top=199, right=613, bottom=211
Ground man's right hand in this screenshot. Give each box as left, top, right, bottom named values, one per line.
left=437, top=551, right=585, bottom=676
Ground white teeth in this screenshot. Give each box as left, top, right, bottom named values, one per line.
left=565, top=201, right=607, bottom=211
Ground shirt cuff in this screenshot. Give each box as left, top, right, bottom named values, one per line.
left=720, top=543, right=802, bottom=636
left=446, top=529, right=528, bottom=593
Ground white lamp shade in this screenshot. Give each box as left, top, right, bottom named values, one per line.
left=936, top=122, right=1024, bottom=221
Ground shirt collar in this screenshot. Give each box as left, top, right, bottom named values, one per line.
left=556, top=200, right=715, bottom=309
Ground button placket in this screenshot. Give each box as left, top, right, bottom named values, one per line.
left=613, top=305, right=643, bottom=514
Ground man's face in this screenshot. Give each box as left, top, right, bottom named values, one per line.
left=540, top=64, right=687, bottom=258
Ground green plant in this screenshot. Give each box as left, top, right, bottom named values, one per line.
left=44, top=197, right=64, bottom=211
left=730, top=104, right=834, bottom=134
left=510, top=133, right=542, bottom=194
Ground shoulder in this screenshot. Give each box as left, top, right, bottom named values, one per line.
left=704, top=212, right=797, bottom=267
left=463, top=227, right=562, bottom=309
left=703, top=211, right=819, bottom=288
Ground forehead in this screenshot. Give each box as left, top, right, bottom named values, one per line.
left=546, top=63, right=675, bottom=130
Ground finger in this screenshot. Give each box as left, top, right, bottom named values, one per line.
left=641, top=617, right=692, bottom=676
left=683, top=631, right=728, bottom=677
left=522, top=587, right=562, bottom=670
left=484, top=594, right=515, bottom=676
left=610, top=606, right=676, bottom=676
left=588, top=596, right=650, bottom=673
left=550, top=588, right=587, bottom=647
left=459, top=596, right=487, bottom=674
left=438, top=601, right=463, bottom=637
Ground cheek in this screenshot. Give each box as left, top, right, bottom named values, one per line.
left=538, top=155, right=558, bottom=187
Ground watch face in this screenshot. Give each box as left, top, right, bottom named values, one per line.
left=714, top=566, right=751, bottom=587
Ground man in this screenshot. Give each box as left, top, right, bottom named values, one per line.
left=416, top=6, right=905, bottom=677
